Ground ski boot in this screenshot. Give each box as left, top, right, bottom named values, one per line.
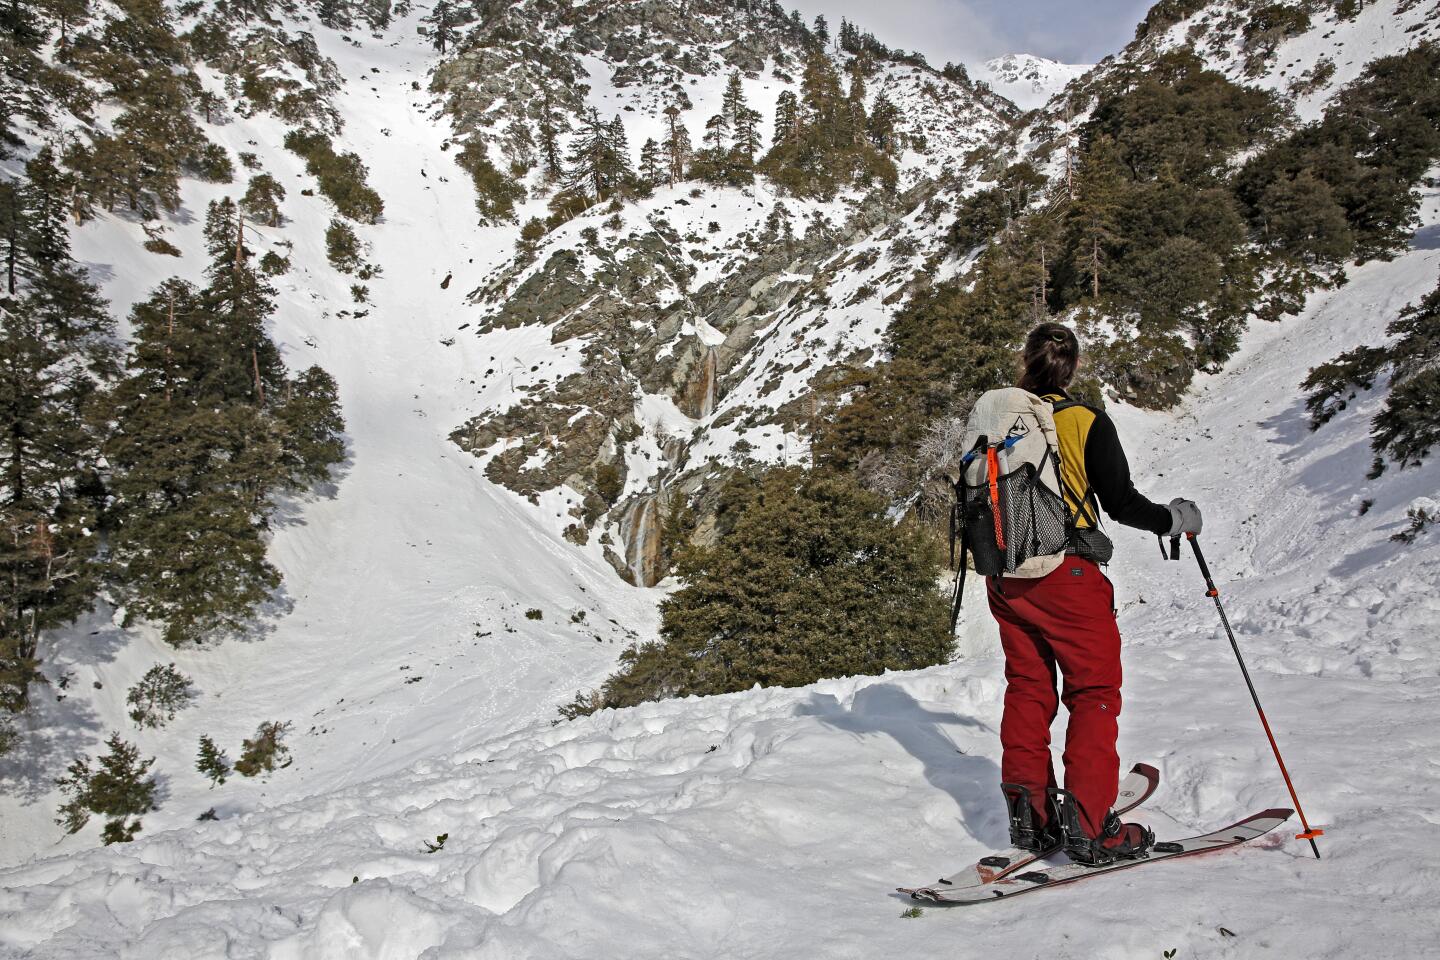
left=1048, top=786, right=1154, bottom=866
left=1001, top=783, right=1063, bottom=852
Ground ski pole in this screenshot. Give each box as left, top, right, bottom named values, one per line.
left=1184, top=533, right=1323, bottom=859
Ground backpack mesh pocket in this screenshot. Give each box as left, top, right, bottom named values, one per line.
left=963, top=459, right=1071, bottom=574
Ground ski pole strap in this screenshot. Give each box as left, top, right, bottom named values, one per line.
left=949, top=530, right=969, bottom=631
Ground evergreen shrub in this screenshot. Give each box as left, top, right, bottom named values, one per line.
left=126, top=663, right=193, bottom=729
left=566, top=467, right=952, bottom=715
left=234, top=721, right=292, bottom=777
left=283, top=130, right=384, bottom=222
left=55, top=734, right=157, bottom=844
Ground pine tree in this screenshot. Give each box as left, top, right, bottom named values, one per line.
left=196, top=734, right=230, bottom=786
left=0, top=179, right=22, bottom=296
left=20, top=147, right=72, bottom=275
left=866, top=93, right=899, bottom=151
left=1064, top=135, right=1127, bottom=301
left=605, top=116, right=633, bottom=186
left=846, top=59, right=869, bottom=144
left=812, top=14, right=828, bottom=48
left=423, top=0, right=457, bottom=53
left=536, top=92, right=564, bottom=184
left=105, top=384, right=285, bottom=645
left=199, top=198, right=285, bottom=406
left=662, top=103, right=691, bottom=186
left=55, top=733, right=157, bottom=844
left=721, top=71, right=747, bottom=132
left=274, top=366, right=345, bottom=486
left=565, top=108, right=626, bottom=202
left=0, top=164, right=115, bottom=716
left=734, top=107, right=762, bottom=161
left=105, top=199, right=342, bottom=646
left=639, top=137, right=664, bottom=186
left=125, top=663, right=192, bottom=728
left=240, top=174, right=286, bottom=228
left=800, top=48, right=846, bottom=128
left=581, top=468, right=951, bottom=711
left=772, top=90, right=798, bottom=147
left=704, top=112, right=728, bottom=151
left=760, top=50, right=896, bottom=197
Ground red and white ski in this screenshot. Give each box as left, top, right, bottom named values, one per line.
left=898, top=762, right=1160, bottom=899
left=901, top=807, right=1293, bottom=906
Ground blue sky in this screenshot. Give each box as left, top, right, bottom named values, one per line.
left=785, top=0, right=1158, bottom=67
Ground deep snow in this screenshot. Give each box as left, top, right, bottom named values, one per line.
left=0, top=8, right=660, bottom=865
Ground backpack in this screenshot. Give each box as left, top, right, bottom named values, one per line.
left=948, top=388, right=1078, bottom=628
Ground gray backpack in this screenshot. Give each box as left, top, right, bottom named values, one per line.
left=948, top=388, right=1076, bottom=626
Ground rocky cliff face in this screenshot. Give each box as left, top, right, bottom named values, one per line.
left=436, top=0, right=1013, bottom=584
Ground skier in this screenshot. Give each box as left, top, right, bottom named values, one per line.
left=989, top=322, right=1202, bottom=864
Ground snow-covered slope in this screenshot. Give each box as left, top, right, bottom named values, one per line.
left=3, top=174, right=1437, bottom=958
left=978, top=53, right=1091, bottom=111
left=0, top=4, right=662, bottom=865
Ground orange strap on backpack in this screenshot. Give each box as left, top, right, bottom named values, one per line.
left=987, top=447, right=1005, bottom=551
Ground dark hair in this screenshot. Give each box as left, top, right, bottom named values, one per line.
left=1018, top=322, right=1080, bottom=394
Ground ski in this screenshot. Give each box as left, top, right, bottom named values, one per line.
left=898, top=762, right=1160, bottom=899
left=902, top=807, right=1293, bottom=906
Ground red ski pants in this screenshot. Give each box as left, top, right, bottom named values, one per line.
left=988, top=557, right=1121, bottom=838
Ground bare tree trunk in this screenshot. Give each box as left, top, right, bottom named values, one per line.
left=165, top=293, right=174, bottom=403
left=1091, top=237, right=1101, bottom=300
left=252, top=349, right=265, bottom=406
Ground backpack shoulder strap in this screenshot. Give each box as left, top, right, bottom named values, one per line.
left=1044, top=396, right=1104, bottom=528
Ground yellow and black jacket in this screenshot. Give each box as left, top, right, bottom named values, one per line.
left=1042, top=392, right=1172, bottom=537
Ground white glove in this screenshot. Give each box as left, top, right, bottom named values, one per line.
left=1167, top=498, right=1202, bottom=537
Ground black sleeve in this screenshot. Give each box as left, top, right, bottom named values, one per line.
left=1083, top=410, right=1173, bottom=536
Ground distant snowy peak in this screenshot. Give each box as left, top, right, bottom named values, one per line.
left=980, top=54, right=1091, bottom=111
